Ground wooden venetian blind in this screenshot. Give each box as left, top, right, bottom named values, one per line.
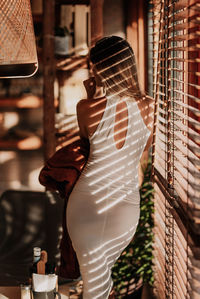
left=149, top=0, right=200, bottom=298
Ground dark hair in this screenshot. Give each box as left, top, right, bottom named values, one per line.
left=90, top=36, right=144, bottom=99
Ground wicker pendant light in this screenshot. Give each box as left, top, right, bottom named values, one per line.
left=0, top=0, right=38, bottom=78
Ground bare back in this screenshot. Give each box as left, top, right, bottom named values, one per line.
left=77, top=96, right=153, bottom=150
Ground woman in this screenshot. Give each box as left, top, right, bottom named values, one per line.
left=66, top=36, right=153, bottom=299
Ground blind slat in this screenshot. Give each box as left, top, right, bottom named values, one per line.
left=174, top=150, right=200, bottom=179
left=174, top=130, right=200, bottom=158
left=174, top=140, right=200, bottom=171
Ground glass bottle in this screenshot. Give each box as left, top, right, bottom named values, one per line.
left=20, top=284, right=32, bottom=299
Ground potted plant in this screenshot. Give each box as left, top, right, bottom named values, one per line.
left=112, top=158, right=155, bottom=298
left=54, top=26, right=70, bottom=56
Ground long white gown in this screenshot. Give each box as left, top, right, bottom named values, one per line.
left=66, top=96, right=151, bottom=299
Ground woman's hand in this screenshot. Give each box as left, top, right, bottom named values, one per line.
left=83, top=77, right=96, bottom=99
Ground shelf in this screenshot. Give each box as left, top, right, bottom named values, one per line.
left=56, top=55, right=88, bottom=71
left=0, top=126, right=43, bottom=150
left=0, top=136, right=42, bottom=150
left=0, top=95, right=42, bottom=109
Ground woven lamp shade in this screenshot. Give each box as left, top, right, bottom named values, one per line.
left=0, top=0, right=38, bottom=78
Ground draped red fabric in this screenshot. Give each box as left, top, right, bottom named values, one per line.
left=39, top=139, right=89, bottom=278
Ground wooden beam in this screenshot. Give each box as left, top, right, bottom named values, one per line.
left=90, top=0, right=104, bottom=46
left=43, top=0, right=56, bottom=161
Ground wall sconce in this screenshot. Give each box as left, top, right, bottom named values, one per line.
left=0, top=0, right=38, bottom=78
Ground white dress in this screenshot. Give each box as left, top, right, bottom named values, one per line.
left=66, top=96, right=151, bottom=299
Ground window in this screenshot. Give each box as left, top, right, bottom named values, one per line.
left=149, top=0, right=200, bottom=297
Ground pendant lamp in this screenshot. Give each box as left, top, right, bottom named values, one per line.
left=0, top=0, right=38, bottom=78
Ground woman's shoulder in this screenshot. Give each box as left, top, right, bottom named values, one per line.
left=135, top=96, right=154, bottom=130
left=76, top=97, right=107, bottom=137
left=77, top=97, right=107, bottom=114
left=145, top=97, right=154, bottom=121
left=76, top=98, right=92, bottom=118
left=145, top=95, right=154, bottom=108
left=136, top=96, right=154, bottom=114
left=77, top=98, right=90, bottom=110
left=143, top=96, right=154, bottom=131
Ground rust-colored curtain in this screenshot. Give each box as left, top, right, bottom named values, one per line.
left=150, top=0, right=200, bottom=298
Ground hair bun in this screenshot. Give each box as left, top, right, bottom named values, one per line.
left=95, top=36, right=123, bottom=45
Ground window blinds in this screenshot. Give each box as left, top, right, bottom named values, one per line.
left=149, top=0, right=200, bottom=298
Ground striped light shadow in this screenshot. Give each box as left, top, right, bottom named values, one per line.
left=89, top=147, right=129, bottom=164
left=88, top=165, right=125, bottom=186
left=86, top=230, right=131, bottom=257
left=90, top=129, right=131, bottom=151
left=88, top=260, right=108, bottom=274
left=90, top=39, right=124, bottom=57
left=78, top=223, right=138, bottom=298
left=97, top=55, right=135, bottom=74
left=91, top=174, right=124, bottom=195
left=96, top=187, right=139, bottom=213
left=105, top=87, right=135, bottom=98
left=88, top=241, right=125, bottom=266
left=94, top=46, right=130, bottom=66
left=90, top=101, right=128, bottom=120
left=88, top=271, right=111, bottom=293
left=106, top=81, right=138, bottom=92
left=85, top=236, right=136, bottom=279
left=95, top=177, right=135, bottom=205
left=113, top=133, right=131, bottom=147
left=101, top=69, right=134, bottom=83
left=97, top=195, right=127, bottom=214
left=93, top=285, right=112, bottom=299
left=103, top=75, right=137, bottom=90
left=88, top=267, right=110, bottom=283
left=86, top=155, right=127, bottom=178
left=82, top=228, right=136, bottom=263
left=91, top=125, right=130, bottom=143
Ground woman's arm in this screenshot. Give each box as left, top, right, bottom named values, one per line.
left=77, top=100, right=88, bottom=139
left=76, top=100, right=90, bottom=148
left=77, top=76, right=97, bottom=140
left=76, top=76, right=97, bottom=142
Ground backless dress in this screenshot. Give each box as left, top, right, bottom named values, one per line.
left=66, top=96, right=151, bottom=299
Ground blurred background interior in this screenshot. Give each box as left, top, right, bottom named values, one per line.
left=0, top=0, right=150, bottom=292
left=0, top=0, right=200, bottom=299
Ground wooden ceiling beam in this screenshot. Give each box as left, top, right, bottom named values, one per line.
left=43, top=0, right=56, bottom=161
